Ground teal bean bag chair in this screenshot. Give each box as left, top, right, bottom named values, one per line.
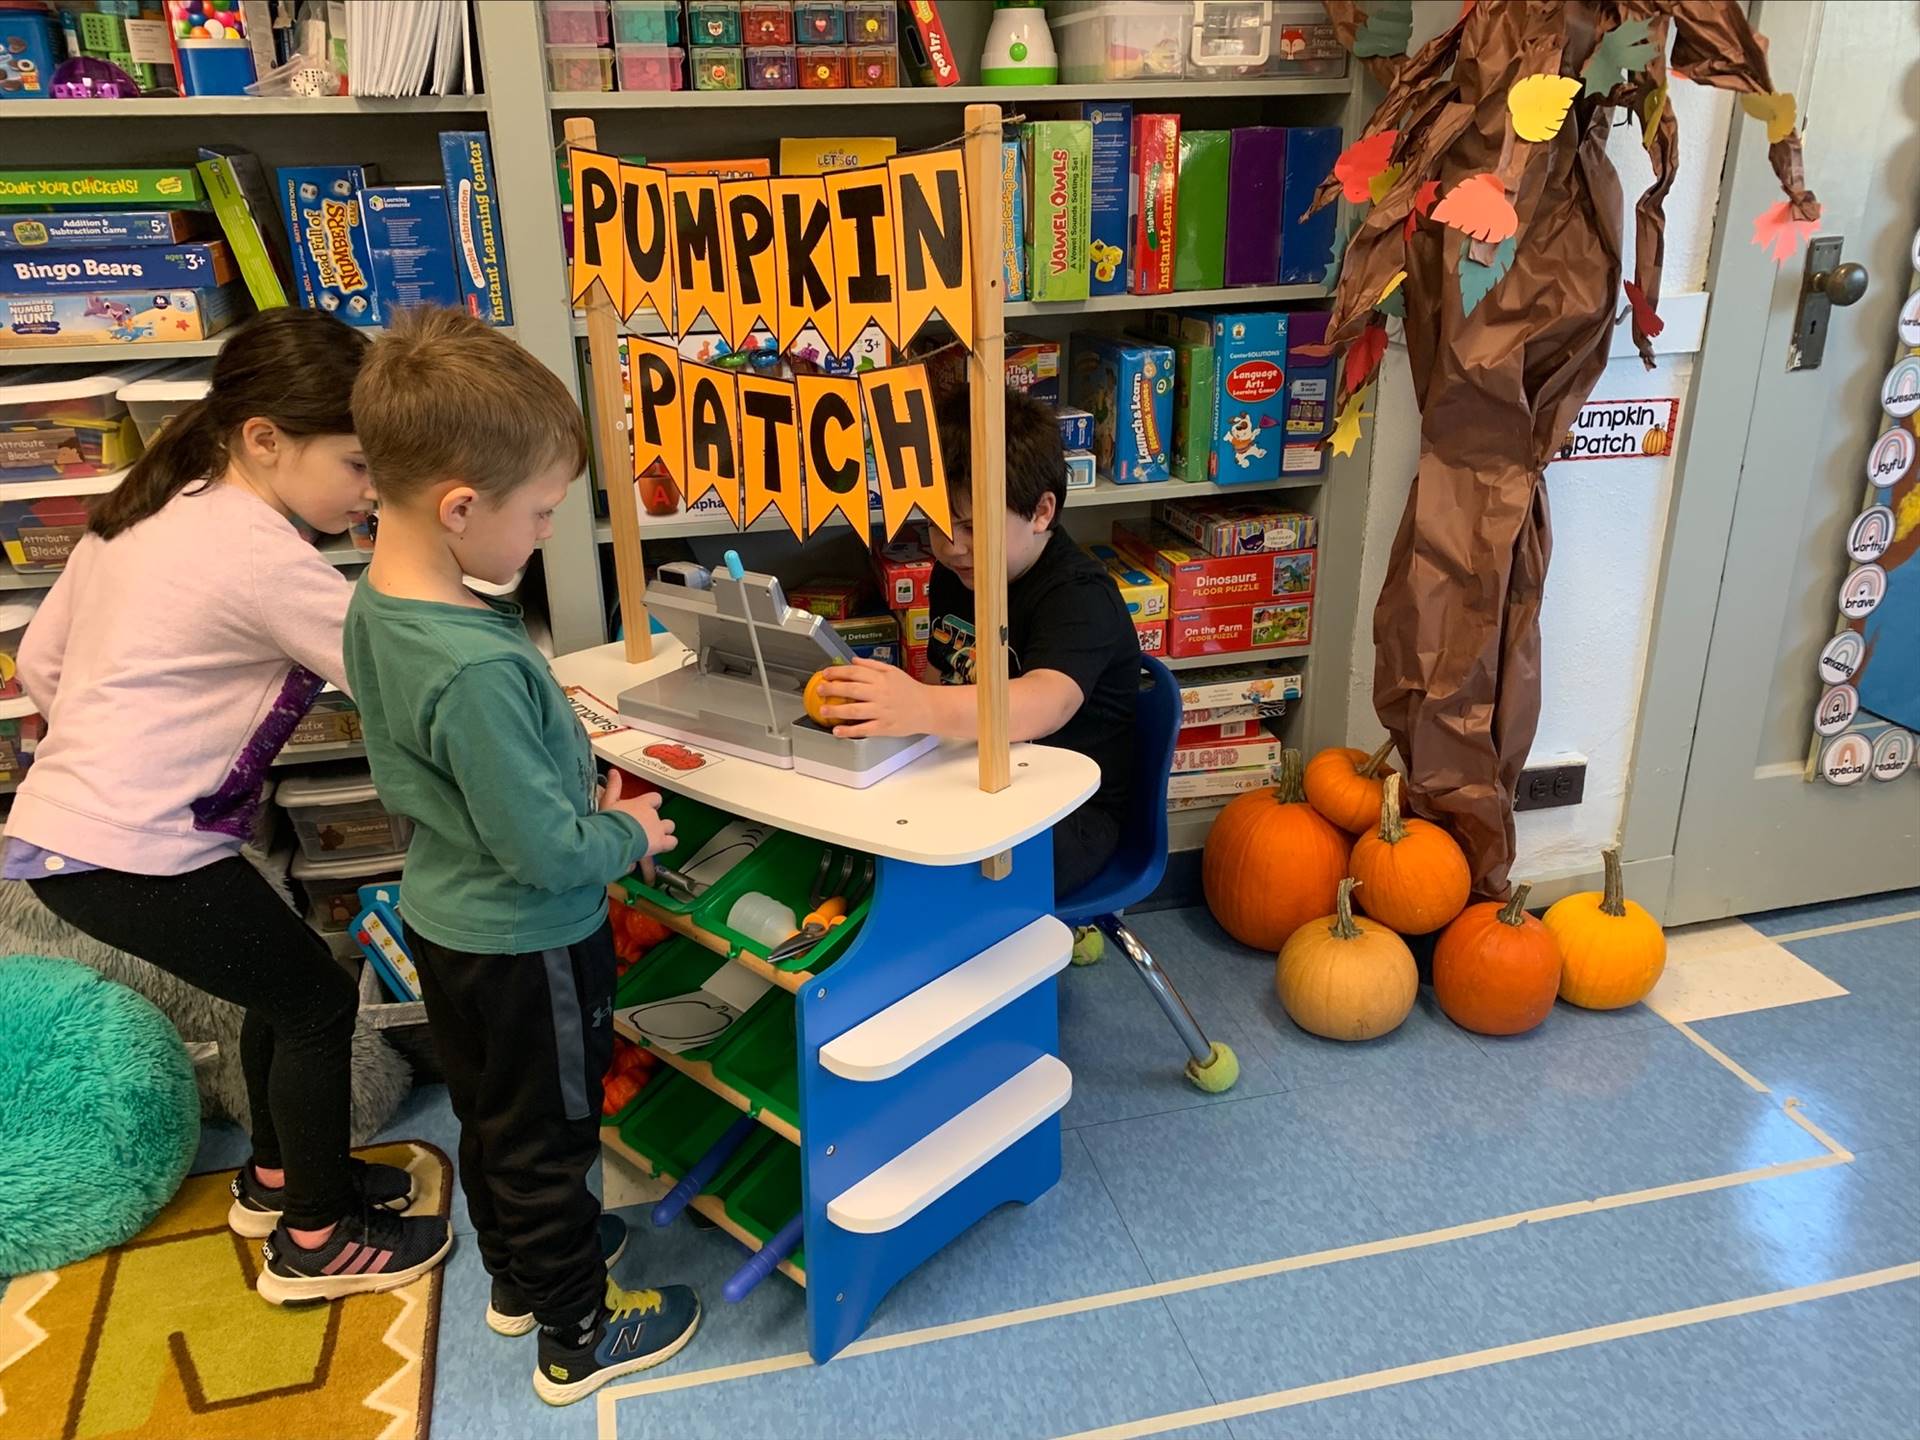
left=0, top=955, right=199, bottom=1275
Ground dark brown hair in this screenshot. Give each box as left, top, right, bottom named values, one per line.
left=351, top=306, right=587, bottom=504
left=90, top=307, right=367, bottom=540
left=936, top=384, right=1066, bottom=529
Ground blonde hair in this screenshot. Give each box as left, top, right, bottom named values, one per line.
left=351, top=306, right=587, bottom=504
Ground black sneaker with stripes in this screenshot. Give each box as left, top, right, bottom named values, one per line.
left=228, top=1159, right=416, bottom=1239
left=256, top=1203, right=452, bottom=1305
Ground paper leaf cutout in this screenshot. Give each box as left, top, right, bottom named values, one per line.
left=1459, top=234, right=1518, bottom=316
left=1329, top=390, right=1371, bottom=458
left=1343, top=324, right=1389, bottom=397
left=1752, top=199, right=1820, bottom=263
left=1642, top=85, right=1667, bottom=151
left=1623, top=280, right=1664, bottom=339
left=1335, top=130, right=1398, bottom=203
left=1432, top=173, right=1518, bottom=244
left=1582, top=17, right=1653, bottom=97
left=1739, top=91, right=1798, bottom=145
left=1378, top=270, right=1407, bottom=304
left=1368, top=163, right=1404, bottom=205
left=1403, top=178, right=1442, bottom=241
left=1326, top=218, right=1359, bottom=287
left=1352, top=0, right=1413, bottom=58
left=1378, top=288, right=1406, bottom=318
left=1508, top=74, right=1582, bottom=142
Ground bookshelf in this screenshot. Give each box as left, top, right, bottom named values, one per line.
left=5, top=1, right=1378, bottom=852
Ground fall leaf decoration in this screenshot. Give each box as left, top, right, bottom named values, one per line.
left=1739, top=90, right=1798, bottom=144
left=1432, top=172, right=1518, bottom=244
left=1335, top=130, right=1399, bottom=203
left=1379, top=270, right=1408, bottom=304
left=1582, top=17, right=1654, bottom=96
left=1752, top=199, right=1821, bottom=262
left=1378, top=287, right=1406, bottom=319
left=1642, top=85, right=1667, bottom=150
left=1508, top=73, right=1583, bottom=142
left=1403, top=178, right=1442, bottom=242
left=1352, top=0, right=1414, bottom=59
left=1326, top=217, right=1360, bottom=287
left=1342, top=323, right=1390, bottom=397
left=1623, top=279, right=1664, bottom=338
left=1329, top=389, right=1372, bottom=458
left=1459, top=234, right=1518, bottom=317
left=1369, top=163, right=1405, bottom=205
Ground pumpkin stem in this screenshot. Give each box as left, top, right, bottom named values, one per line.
left=1329, top=876, right=1362, bottom=940
left=1600, top=847, right=1627, bottom=918
left=1275, top=748, right=1307, bottom=804
left=1497, top=882, right=1534, bottom=926
left=1360, top=738, right=1395, bottom=778
left=1377, top=772, right=1409, bottom=844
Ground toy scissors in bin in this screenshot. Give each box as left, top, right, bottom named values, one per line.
left=767, top=850, right=874, bottom=963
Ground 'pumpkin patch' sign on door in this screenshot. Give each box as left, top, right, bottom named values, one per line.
left=1552, top=397, right=1680, bottom=462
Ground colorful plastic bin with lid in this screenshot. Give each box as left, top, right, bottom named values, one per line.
left=292, top=847, right=406, bottom=934
left=276, top=763, right=413, bottom=863
left=616, top=42, right=684, bottom=89
left=0, top=595, right=39, bottom=700
left=613, top=0, right=682, bottom=43
left=2, top=365, right=158, bottom=484
left=547, top=43, right=615, bottom=91
left=542, top=0, right=611, bottom=44
left=116, top=369, right=212, bottom=446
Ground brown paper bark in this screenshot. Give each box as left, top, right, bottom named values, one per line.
left=1316, top=1, right=1815, bottom=895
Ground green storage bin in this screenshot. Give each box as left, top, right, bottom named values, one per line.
left=614, top=935, right=739, bottom=1063
left=614, top=794, right=740, bottom=915
left=693, top=831, right=873, bottom=973
left=709, top=994, right=799, bottom=1131
left=614, top=1070, right=746, bottom=1179
left=709, top=1130, right=804, bottom=1268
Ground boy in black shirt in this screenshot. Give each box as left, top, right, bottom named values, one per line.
left=817, top=387, right=1140, bottom=898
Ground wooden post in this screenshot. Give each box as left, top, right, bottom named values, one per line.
left=562, top=114, right=652, bottom=662
left=964, top=103, right=1010, bottom=797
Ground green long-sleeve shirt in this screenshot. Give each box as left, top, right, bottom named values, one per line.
left=343, top=580, right=649, bottom=953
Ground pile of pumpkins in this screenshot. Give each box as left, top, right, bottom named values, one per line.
left=1202, top=742, right=1666, bottom=1042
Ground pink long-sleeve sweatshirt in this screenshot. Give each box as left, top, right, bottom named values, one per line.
left=9, top=483, right=352, bottom=876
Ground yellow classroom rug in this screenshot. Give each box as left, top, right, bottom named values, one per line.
left=0, top=1141, right=449, bottom=1440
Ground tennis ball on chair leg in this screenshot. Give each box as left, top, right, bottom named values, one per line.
left=1071, top=925, right=1105, bottom=966
left=1185, top=1041, right=1240, bottom=1094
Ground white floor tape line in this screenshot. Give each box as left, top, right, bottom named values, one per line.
left=1769, top=908, right=1920, bottom=945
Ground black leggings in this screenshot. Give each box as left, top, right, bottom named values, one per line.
left=31, top=855, right=358, bottom=1229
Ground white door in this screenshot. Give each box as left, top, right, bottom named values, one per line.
left=1628, top=0, right=1920, bottom=924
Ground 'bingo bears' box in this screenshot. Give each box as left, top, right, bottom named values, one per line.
left=1068, top=332, right=1172, bottom=485
left=1186, top=308, right=1289, bottom=485
left=276, top=165, right=382, bottom=327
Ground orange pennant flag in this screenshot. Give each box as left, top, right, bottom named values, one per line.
left=797, top=373, right=869, bottom=542
left=827, top=167, right=900, bottom=351
left=618, top=163, right=673, bottom=327
left=681, top=362, right=742, bottom=526
left=888, top=151, right=971, bottom=349
left=860, top=363, right=949, bottom=542
left=668, top=175, right=733, bottom=340
left=770, top=177, right=840, bottom=353
left=720, top=178, right=779, bottom=349
left=738, top=371, right=805, bottom=538
left=626, top=335, right=684, bottom=495
left=568, top=148, right=624, bottom=311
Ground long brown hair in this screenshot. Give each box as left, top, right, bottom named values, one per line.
left=90, top=308, right=368, bottom=539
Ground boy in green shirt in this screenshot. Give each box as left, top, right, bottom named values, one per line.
left=346, top=309, right=698, bottom=1406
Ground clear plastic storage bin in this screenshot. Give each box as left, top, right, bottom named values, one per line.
left=1054, top=0, right=1277, bottom=82
left=616, top=42, right=684, bottom=89
left=278, top=763, right=413, bottom=862
left=2, top=365, right=156, bottom=483
left=543, top=0, right=611, bottom=45
left=547, top=43, right=615, bottom=91
left=740, top=0, right=793, bottom=45
left=613, top=0, right=682, bottom=43
left=687, top=0, right=743, bottom=45
left=0, top=492, right=96, bottom=572
left=116, top=370, right=211, bottom=445
left=0, top=595, right=38, bottom=699
left=292, top=847, right=406, bottom=934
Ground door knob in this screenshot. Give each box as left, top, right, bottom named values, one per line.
left=1812, top=261, right=1869, bottom=306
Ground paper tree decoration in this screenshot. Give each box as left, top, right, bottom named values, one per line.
left=1305, top=0, right=1819, bottom=895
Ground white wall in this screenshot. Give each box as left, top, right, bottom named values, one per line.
left=1342, top=24, right=1735, bottom=877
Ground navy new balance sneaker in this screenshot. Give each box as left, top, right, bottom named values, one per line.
left=486, top=1214, right=633, bottom=1337
left=228, top=1159, right=415, bottom=1239
left=256, top=1204, right=451, bottom=1305
left=532, top=1278, right=701, bottom=1406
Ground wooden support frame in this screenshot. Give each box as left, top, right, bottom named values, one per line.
left=963, top=103, right=1011, bottom=800
left=562, top=114, right=652, bottom=662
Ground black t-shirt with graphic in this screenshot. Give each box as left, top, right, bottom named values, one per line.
left=927, top=528, right=1141, bottom=821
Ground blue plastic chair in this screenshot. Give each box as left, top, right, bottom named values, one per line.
left=1055, top=656, right=1239, bottom=1093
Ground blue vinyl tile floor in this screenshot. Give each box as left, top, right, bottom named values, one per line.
left=171, top=888, right=1918, bottom=1439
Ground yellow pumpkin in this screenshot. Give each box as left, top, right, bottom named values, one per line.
left=1544, top=847, right=1666, bottom=1009
left=803, top=665, right=847, bottom=727
left=1276, top=877, right=1418, bottom=1042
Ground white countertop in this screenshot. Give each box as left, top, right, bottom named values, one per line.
left=552, top=641, right=1099, bottom=867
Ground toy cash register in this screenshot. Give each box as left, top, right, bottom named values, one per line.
left=617, top=555, right=938, bottom=788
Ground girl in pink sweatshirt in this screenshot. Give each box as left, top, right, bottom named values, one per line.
left=9, top=309, right=450, bottom=1304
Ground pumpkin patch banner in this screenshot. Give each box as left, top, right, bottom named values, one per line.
left=569, top=145, right=970, bottom=545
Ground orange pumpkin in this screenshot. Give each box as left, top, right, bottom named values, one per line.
left=1203, top=749, right=1351, bottom=952
left=1276, top=877, right=1418, bottom=1041
left=1349, top=773, right=1471, bottom=935
left=1304, top=738, right=1397, bottom=832
left=803, top=665, right=846, bottom=727
left=1642, top=425, right=1669, bottom=457
left=1544, top=847, right=1667, bottom=1009
left=1433, top=882, right=1562, bottom=1035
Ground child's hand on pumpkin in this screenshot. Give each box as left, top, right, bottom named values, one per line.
left=815, top=658, right=935, bottom=738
